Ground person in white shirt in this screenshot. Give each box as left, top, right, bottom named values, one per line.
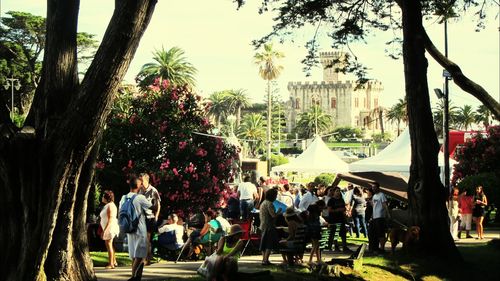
left=371, top=183, right=390, bottom=253
left=298, top=183, right=318, bottom=211
left=278, top=184, right=294, bottom=208
left=119, top=176, right=152, bottom=280
left=237, top=175, right=259, bottom=220
left=158, top=214, right=184, bottom=250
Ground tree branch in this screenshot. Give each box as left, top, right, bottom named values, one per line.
left=422, top=28, right=500, bottom=120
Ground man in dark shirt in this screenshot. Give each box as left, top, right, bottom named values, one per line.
left=327, top=187, right=350, bottom=252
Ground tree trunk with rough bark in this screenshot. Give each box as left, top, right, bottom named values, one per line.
left=400, top=0, right=461, bottom=260
left=0, top=1, right=158, bottom=280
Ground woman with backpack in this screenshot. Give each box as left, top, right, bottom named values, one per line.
left=99, top=190, right=120, bottom=269
left=119, top=176, right=152, bottom=281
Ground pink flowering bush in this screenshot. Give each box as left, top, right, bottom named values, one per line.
left=452, top=126, right=500, bottom=208
left=97, top=79, right=238, bottom=216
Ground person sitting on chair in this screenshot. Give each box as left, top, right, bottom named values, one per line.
left=198, top=224, right=245, bottom=281
left=158, top=214, right=184, bottom=251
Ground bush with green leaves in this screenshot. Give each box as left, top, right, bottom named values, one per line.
left=261, top=154, right=289, bottom=168
left=332, top=127, right=364, bottom=141
left=371, top=132, right=392, bottom=142
left=97, top=79, right=239, bottom=217
left=456, top=172, right=500, bottom=208
left=314, top=173, right=336, bottom=187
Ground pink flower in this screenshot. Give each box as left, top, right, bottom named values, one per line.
left=127, top=160, right=134, bottom=169
left=196, top=148, right=208, bottom=157
left=212, top=176, right=218, bottom=184
left=201, top=118, right=210, bottom=127
left=95, top=161, right=105, bottom=169
left=183, top=180, right=190, bottom=188
left=148, top=84, right=160, bottom=92
left=172, top=168, right=179, bottom=176
left=129, top=114, right=138, bottom=124
left=178, top=141, right=187, bottom=150
left=161, top=79, right=170, bottom=89
left=171, top=90, right=179, bottom=101
left=160, top=159, right=170, bottom=170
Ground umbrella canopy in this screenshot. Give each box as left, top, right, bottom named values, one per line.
left=272, top=135, right=349, bottom=173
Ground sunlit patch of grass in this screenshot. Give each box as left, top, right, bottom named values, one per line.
left=90, top=251, right=132, bottom=267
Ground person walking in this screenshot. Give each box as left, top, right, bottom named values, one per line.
left=472, top=186, right=488, bottom=240
left=350, top=187, right=367, bottom=238
left=99, top=190, right=120, bottom=269
left=259, top=188, right=282, bottom=265
left=458, top=190, right=474, bottom=239
left=237, top=175, right=259, bottom=220
left=119, top=176, right=152, bottom=281
left=371, top=183, right=390, bottom=254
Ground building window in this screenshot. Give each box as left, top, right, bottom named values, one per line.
left=312, top=97, right=320, bottom=106
left=363, top=98, right=367, bottom=108
left=354, top=98, right=359, bottom=108
left=295, top=98, right=300, bottom=109
left=331, top=98, right=337, bottom=109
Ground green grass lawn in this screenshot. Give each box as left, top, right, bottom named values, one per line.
left=326, top=142, right=366, bottom=148
left=90, top=251, right=132, bottom=267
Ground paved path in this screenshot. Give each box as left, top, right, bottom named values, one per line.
left=96, top=230, right=499, bottom=281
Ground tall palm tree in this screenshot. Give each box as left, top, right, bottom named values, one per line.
left=386, top=98, right=407, bottom=136
left=475, top=104, right=491, bottom=129
left=238, top=113, right=266, bottom=157
left=456, top=105, right=476, bottom=131
left=208, top=91, right=230, bottom=128
left=433, top=99, right=459, bottom=137
left=370, top=106, right=385, bottom=135
left=254, top=43, right=284, bottom=174
left=296, top=105, right=333, bottom=138
left=136, top=46, right=197, bottom=88
left=225, top=89, right=251, bottom=128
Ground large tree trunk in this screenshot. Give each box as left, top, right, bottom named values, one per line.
left=400, top=0, right=461, bottom=260
left=0, top=1, right=158, bottom=280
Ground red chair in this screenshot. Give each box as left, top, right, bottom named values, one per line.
left=231, top=218, right=260, bottom=256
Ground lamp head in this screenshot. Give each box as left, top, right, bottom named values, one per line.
left=434, top=88, right=444, bottom=99
left=14, top=80, right=21, bottom=90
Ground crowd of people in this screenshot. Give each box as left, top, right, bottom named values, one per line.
left=94, top=172, right=489, bottom=281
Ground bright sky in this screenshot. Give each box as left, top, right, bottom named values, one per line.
left=2, top=0, right=499, bottom=109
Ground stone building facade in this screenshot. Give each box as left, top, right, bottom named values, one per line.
left=286, top=51, right=385, bottom=135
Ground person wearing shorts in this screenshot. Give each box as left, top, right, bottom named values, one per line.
left=139, top=173, right=161, bottom=265
left=458, top=190, right=474, bottom=239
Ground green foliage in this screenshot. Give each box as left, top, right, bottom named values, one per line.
left=457, top=172, right=500, bottom=207
left=254, top=43, right=284, bottom=81
left=260, top=153, right=289, bottom=168
left=332, top=126, right=363, bottom=141
left=0, top=11, right=98, bottom=113
left=136, top=46, right=197, bottom=89
left=386, top=98, right=407, bottom=135
left=452, top=126, right=500, bottom=207
left=98, top=79, right=238, bottom=216
left=295, top=105, right=333, bottom=138
left=238, top=113, right=266, bottom=157
left=11, top=112, right=25, bottom=128
left=314, top=173, right=336, bottom=187
left=371, top=132, right=391, bottom=142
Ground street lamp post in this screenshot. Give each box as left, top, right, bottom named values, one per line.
left=443, top=19, right=451, bottom=192
left=3, top=77, right=21, bottom=119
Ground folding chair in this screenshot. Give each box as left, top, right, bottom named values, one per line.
left=232, top=218, right=260, bottom=257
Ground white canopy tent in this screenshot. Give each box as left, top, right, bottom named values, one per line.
left=272, top=135, right=349, bottom=173
left=349, top=128, right=456, bottom=177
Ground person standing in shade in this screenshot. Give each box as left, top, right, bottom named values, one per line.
left=371, top=183, right=390, bottom=254
left=237, top=175, right=259, bottom=220
left=299, top=183, right=318, bottom=211
left=259, top=188, right=282, bottom=265
left=458, top=190, right=474, bottom=239
left=448, top=187, right=460, bottom=240
left=279, top=184, right=294, bottom=208
left=350, top=187, right=367, bottom=238
left=120, top=176, right=152, bottom=281
left=139, top=173, right=161, bottom=265
left=473, top=186, right=488, bottom=240
left=327, top=187, right=349, bottom=252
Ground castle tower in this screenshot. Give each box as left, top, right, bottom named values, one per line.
left=320, top=51, right=346, bottom=82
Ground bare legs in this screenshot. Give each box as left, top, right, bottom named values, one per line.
left=104, top=238, right=117, bottom=268
left=261, top=249, right=272, bottom=264
left=308, top=240, right=320, bottom=264
left=131, top=258, right=145, bottom=279
left=475, top=217, right=484, bottom=239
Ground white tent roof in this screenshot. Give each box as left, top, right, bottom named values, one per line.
left=349, top=128, right=456, bottom=173
left=272, top=135, right=349, bottom=173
